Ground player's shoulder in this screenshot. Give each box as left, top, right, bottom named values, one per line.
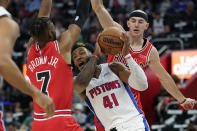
left=148, top=45, right=160, bottom=63
left=149, top=45, right=159, bottom=56
left=109, top=62, right=125, bottom=67
left=0, top=16, right=19, bottom=32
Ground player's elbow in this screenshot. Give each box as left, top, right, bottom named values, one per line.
left=128, top=75, right=148, bottom=91
left=133, top=82, right=148, bottom=91
left=0, top=56, right=9, bottom=73
left=138, top=74, right=148, bottom=91
left=138, top=77, right=148, bottom=91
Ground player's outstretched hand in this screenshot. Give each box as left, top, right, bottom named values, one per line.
left=120, top=32, right=130, bottom=56
left=34, top=89, right=55, bottom=118
left=180, top=98, right=195, bottom=110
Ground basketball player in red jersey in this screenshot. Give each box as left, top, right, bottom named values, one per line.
left=26, top=0, right=90, bottom=130
left=0, top=0, right=55, bottom=130
left=90, top=0, right=195, bottom=130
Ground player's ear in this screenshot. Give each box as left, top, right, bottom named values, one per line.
left=48, top=30, right=54, bottom=41
left=127, top=19, right=131, bottom=28
left=145, top=22, right=149, bottom=30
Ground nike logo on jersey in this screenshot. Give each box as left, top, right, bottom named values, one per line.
left=89, top=80, right=121, bottom=99
left=104, top=72, right=110, bottom=77
left=75, top=16, right=79, bottom=21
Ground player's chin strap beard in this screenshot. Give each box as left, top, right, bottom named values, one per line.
left=129, top=11, right=148, bottom=22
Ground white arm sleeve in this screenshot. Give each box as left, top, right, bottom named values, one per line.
left=125, top=54, right=148, bottom=91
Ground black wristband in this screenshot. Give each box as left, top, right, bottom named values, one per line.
left=179, top=98, right=186, bottom=104
left=73, top=0, right=90, bottom=28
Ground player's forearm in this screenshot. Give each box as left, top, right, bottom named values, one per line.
left=0, top=57, right=39, bottom=98
left=91, top=0, right=104, bottom=12
left=38, top=0, right=52, bottom=18
left=91, top=0, right=118, bottom=29
left=125, top=54, right=148, bottom=91
left=74, top=57, right=97, bottom=94
left=159, top=73, right=185, bottom=103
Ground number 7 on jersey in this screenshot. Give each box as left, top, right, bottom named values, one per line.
left=36, top=70, right=51, bottom=96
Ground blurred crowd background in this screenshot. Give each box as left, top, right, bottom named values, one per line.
left=0, top=0, right=197, bottom=130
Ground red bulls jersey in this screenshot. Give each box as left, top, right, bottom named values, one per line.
left=27, top=41, right=73, bottom=120
left=107, top=38, right=152, bottom=111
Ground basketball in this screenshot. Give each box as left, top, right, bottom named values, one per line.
left=97, top=27, right=124, bottom=55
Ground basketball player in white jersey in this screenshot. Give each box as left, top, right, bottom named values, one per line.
left=0, top=1, right=55, bottom=130
left=72, top=33, right=150, bottom=131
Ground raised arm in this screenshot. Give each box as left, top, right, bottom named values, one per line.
left=149, top=46, right=195, bottom=110
left=26, top=0, right=52, bottom=52
left=58, top=0, right=90, bottom=64
left=91, top=0, right=124, bottom=30
left=0, top=17, right=55, bottom=117
left=38, top=0, right=52, bottom=18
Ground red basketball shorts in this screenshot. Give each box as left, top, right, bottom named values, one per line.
left=32, top=116, right=83, bottom=131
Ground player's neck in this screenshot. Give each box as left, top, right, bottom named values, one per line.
left=37, top=40, right=49, bottom=49
left=130, top=36, right=144, bottom=47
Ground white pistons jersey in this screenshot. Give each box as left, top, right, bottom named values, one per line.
left=85, top=63, right=149, bottom=131
left=0, top=6, right=11, bottom=18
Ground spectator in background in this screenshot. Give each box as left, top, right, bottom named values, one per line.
left=25, top=0, right=41, bottom=12
left=116, top=13, right=128, bottom=30
left=13, top=102, right=24, bottom=129
left=153, top=75, right=181, bottom=123
left=84, top=112, right=96, bottom=131
left=172, top=0, right=191, bottom=12
left=159, top=0, right=172, bottom=16
left=55, top=20, right=65, bottom=38
left=4, top=112, right=19, bottom=130
left=133, top=0, right=145, bottom=10
left=143, top=0, right=154, bottom=14
left=179, top=1, right=197, bottom=28
left=109, top=0, right=126, bottom=8
left=109, top=0, right=126, bottom=14
left=148, top=11, right=170, bottom=37
left=19, top=110, right=33, bottom=131
left=73, top=103, right=87, bottom=128
left=187, top=119, right=197, bottom=131
left=88, top=32, right=97, bottom=48
left=6, top=122, right=16, bottom=131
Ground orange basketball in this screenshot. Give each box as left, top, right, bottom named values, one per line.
left=97, top=27, right=124, bottom=55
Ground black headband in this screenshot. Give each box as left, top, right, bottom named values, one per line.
left=129, top=11, right=148, bottom=22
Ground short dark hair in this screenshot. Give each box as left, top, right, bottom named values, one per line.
left=71, top=42, right=94, bottom=73
left=30, top=17, right=53, bottom=39
left=71, top=42, right=94, bottom=54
